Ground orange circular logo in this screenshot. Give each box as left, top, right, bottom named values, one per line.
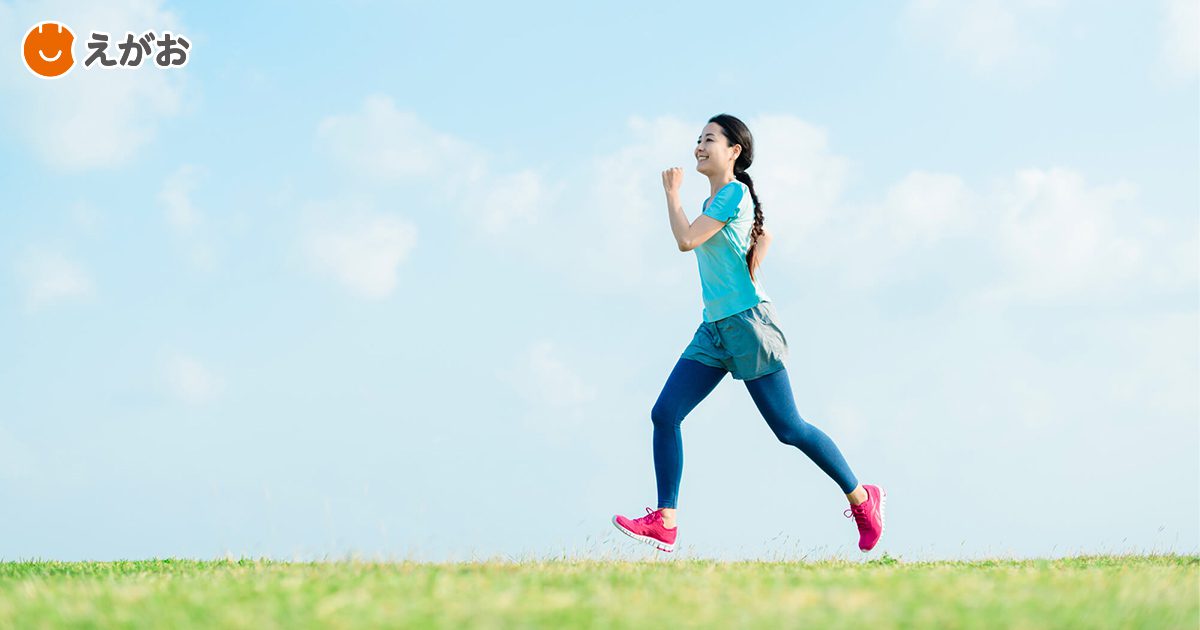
left=23, top=21, right=75, bottom=78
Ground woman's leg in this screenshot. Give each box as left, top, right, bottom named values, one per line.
left=743, top=367, right=860, bottom=495
left=651, top=357, right=728, bottom=512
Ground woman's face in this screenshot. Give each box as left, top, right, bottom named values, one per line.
left=695, top=122, right=740, bottom=176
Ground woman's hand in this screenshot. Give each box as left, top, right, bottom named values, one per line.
left=662, top=167, right=683, bottom=195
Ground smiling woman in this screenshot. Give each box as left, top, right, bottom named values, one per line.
left=611, top=113, right=887, bottom=556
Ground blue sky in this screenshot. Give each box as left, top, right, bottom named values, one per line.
left=1, top=0, right=1197, bottom=562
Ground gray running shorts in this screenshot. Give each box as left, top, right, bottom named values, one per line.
left=680, top=300, right=788, bottom=380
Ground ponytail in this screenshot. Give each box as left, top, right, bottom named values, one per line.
left=735, top=169, right=764, bottom=282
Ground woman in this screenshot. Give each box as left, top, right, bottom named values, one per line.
left=611, top=114, right=886, bottom=554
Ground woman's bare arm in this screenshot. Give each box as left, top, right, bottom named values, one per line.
left=663, top=167, right=726, bottom=251
left=749, top=227, right=773, bottom=275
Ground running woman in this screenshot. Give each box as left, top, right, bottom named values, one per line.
left=612, top=114, right=885, bottom=554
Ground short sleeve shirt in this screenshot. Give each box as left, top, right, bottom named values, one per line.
left=694, top=180, right=771, bottom=322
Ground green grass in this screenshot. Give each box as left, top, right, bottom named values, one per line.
left=0, top=554, right=1194, bottom=628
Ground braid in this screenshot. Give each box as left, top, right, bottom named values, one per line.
left=735, top=168, right=764, bottom=282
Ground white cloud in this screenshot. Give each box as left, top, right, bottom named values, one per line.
left=819, top=170, right=979, bottom=290
left=312, top=95, right=558, bottom=246
left=1161, top=0, right=1199, bottom=80
left=301, top=198, right=418, bottom=299
left=309, top=105, right=701, bottom=298
left=471, top=168, right=549, bottom=236
left=971, top=168, right=1146, bottom=304
left=0, top=0, right=191, bottom=170
left=305, top=104, right=1194, bottom=311
left=788, top=162, right=1183, bottom=303
left=165, top=353, right=222, bottom=405
left=879, top=171, right=978, bottom=246
left=315, top=95, right=489, bottom=187
left=501, top=339, right=597, bottom=408
left=16, top=247, right=94, bottom=309
left=901, top=0, right=1061, bottom=75
left=564, top=114, right=700, bottom=292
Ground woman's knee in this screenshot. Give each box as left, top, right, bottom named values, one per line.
left=650, top=401, right=681, bottom=428
left=773, top=422, right=811, bottom=447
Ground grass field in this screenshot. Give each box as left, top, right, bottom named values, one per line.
left=0, top=554, right=1194, bottom=628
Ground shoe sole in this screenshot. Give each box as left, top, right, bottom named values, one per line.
left=611, top=515, right=675, bottom=553
left=861, top=486, right=887, bottom=553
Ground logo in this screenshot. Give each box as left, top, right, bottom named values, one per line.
left=23, top=21, right=191, bottom=79
left=23, top=21, right=74, bottom=78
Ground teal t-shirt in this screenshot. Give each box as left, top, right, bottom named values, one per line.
left=694, top=180, right=771, bottom=322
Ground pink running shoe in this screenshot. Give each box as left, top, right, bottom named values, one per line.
left=845, top=484, right=886, bottom=552
left=612, top=507, right=677, bottom=552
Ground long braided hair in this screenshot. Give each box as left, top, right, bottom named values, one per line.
left=708, top=114, right=764, bottom=282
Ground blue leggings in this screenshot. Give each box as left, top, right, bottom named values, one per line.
left=651, top=357, right=859, bottom=509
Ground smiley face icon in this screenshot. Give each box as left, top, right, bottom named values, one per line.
left=23, top=21, right=75, bottom=78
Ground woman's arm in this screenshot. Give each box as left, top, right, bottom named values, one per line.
left=663, top=167, right=726, bottom=251
left=749, top=227, right=773, bottom=275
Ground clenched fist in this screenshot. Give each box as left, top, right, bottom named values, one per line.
left=662, top=167, right=683, bottom=194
